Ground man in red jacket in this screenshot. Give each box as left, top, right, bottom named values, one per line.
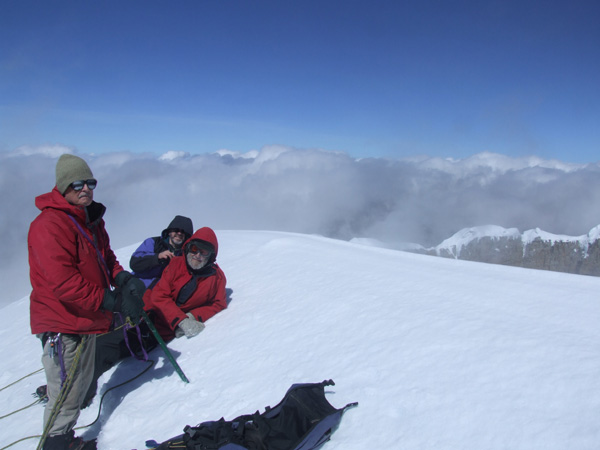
left=28, top=154, right=145, bottom=450
left=145, top=227, right=227, bottom=341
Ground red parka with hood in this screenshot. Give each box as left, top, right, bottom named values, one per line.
left=28, top=187, right=124, bottom=335
left=144, top=227, right=227, bottom=340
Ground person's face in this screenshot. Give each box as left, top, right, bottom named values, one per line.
left=169, top=230, right=186, bottom=247
left=63, top=181, right=94, bottom=207
left=186, top=244, right=211, bottom=270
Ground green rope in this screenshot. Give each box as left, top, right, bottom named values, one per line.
left=0, top=323, right=127, bottom=395
left=34, top=323, right=131, bottom=449
left=0, top=369, right=47, bottom=420
left=1, top=323, right=152, bottom=449
left=36, top=335, right=89, bottom=450
left=0, top=434, right=40, bottom=450
left=0, top=358, right=155, bottom=450
left=75, top=359, right=155, bottom=430
left=0, top=399, right=45, bottom=420
left=0, top=368, right=44, bottom=393
left=0, top=335, right=88, bottom=450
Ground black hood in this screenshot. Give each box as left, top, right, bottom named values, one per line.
left=161, top=215, right=193, bottom=240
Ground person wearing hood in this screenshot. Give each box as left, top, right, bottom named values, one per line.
left=82, top=227, right=227, bottom=406
left=144, top=227, right=227, bottom=341
left=28, top=154, right=145, bottom=450
left=82, top=215, right=193, bottom=407
left=130, top=215, right=194, bottom=288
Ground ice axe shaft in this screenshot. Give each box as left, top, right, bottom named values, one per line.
left=141, top=310, right=190, bottom=383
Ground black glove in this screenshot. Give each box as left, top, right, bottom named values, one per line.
left=102, top=288, right=123, bottom=312
left=114, top=270, right=133, bottom=288
left=115, top=271, right=147, bottom=324
left=123, top=278, right=145, bottom=322
left=122, top=276, right=146, bottom=301
left=120, top=291, right=145, bottom=325
left=102, top=286, right=145, bottom=325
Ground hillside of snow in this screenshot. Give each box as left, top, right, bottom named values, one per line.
left=1, top=230, right=600, bottom=449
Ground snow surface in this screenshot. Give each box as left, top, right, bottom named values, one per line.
left=1, top=230, right=600, bottom=449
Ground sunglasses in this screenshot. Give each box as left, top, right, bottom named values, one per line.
left=70, top=179, right=97, bottom=191
left=188, top=244, right=212, bottom=257
left=170, top=229, right=186, bottom=235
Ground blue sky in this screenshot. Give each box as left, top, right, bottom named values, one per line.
left=1, top=0, right=598, bottom=162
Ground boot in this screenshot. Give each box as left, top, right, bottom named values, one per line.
left=35, top=385, right=49, bottom=403
left=43, top=431, right=97, bottom=450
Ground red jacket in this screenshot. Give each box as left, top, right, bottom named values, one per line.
left=145, top=227, right=227, bottom=340
left=28, top=187, right=124, bottom=335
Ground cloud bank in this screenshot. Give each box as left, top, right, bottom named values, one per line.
left=2, top=145, right=600, bottom=302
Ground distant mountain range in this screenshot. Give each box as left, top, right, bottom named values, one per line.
left=409, top=225, right=600, bottom=276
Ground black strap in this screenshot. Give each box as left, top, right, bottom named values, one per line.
left=67, top=214, right=112, bottom=286
left=175, top=275, right=199, bottom=306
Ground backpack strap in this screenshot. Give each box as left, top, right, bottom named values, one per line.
left=342, top=401, right=359, bottom=411
left=67, top=214, right=112, bottom=287
left=233, top=412, right=270, bottom=450
left=183, top=419, right=241, bottom=449
left=122, top=320, right=149, bottom=361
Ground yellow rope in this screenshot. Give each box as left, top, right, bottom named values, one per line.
left=36, top=335, right=89, bottom=450
left=0, top=368, right=44, bottom=393
left=2, top=322, right=143, bottom=449
left=0, top=358, right=155, bottom=450
left=0, top=399, right=45, bottom=420
left=0, top=433, right=41, bottom=450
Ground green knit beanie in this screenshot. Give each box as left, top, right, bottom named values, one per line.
left=55, top=154, right=94, bottom=194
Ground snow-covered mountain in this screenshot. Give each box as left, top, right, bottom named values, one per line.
left=411, top=224, right=600, bottom=276
left=1, top=230, right=600, bottom=449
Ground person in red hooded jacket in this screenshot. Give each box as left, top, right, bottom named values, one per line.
left=82, top=227, right=228, bottom=408
left=144, top=226, right=227, bottom=341
left=28, top=154, right=145, bottom=450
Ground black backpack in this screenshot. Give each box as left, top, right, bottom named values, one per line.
left=149, top=380, right=357, bottom=450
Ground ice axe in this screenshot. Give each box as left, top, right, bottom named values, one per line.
left=141, top=310, right=190, bottom=383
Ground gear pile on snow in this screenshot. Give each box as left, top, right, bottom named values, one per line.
left=149, top=380, right=357, bottom=450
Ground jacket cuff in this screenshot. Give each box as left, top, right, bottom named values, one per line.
left=171, top=317, right=182, bottom=329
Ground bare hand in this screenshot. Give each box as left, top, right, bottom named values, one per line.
left=158, top=250, right=175, bottom=260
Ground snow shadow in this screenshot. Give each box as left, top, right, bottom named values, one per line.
left=80, top=345, right=183, bottom=439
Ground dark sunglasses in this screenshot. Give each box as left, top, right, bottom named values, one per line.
left=70, top=179, right=97, bottom=191
left=188, top=244, right=212, bottom=257
left=170, top=229, right=186, bottom=235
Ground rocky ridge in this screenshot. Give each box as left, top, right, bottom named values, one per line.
left=412, top=225, right=600, bottom=276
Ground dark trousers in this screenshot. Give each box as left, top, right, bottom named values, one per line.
left=83, top=322, right=157, bottom=407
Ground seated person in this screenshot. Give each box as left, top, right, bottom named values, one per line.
left=144, top=226, right=227, bottom=341
left=83, top=226, right=227, bottom=407
left=130, top=215, right=193, bottom=288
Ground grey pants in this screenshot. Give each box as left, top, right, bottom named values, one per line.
left=41, top=333, right=96, bottom=437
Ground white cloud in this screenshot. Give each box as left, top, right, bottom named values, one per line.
left=2, top=146, right=600, bottom=304
left=9, top=144, right=75, bottom=157
left=158, top=150, right=190, bottom=161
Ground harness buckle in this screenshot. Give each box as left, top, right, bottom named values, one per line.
left=48, top=333, right=61, bottom=358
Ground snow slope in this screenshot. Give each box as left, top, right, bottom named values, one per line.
left=1, top=230, right=599, bottom=449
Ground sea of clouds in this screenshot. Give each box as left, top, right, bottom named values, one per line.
left=2, top=144, right=600, bottom=303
